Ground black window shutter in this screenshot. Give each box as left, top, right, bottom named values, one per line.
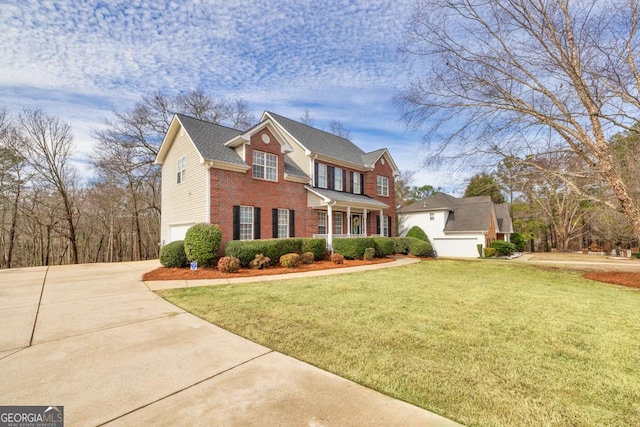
left=349, top=172, right=354, bottom=194
left=289, top=210, right=295, bottom=237
left=232, top=206, right=240, bottom=240
left=328, top=167, right=335, bottom=190
left=387, top=216, right=392, bottom=237
left=254, top=207, right=261, bottom=239
left=360, top=173, right=365, bottom=194
left=342, top=169, right=347, bottom=192
left=376, top=215, right=380, bottom=235
left=272, top=208, right=278, bottom=238
left=314, top=162, right=319, bottom=187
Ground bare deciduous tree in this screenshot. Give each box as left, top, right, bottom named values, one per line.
left=19, top=109, right=79, bottom=264
left=398, top=0, right=640, bottom=240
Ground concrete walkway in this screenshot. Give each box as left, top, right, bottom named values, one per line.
left=0, top=259, right=461, bottom=426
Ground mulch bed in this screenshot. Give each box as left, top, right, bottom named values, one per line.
left=584, top=272, right=640, bottom=289
left=143, top=257, right=396, bottom=281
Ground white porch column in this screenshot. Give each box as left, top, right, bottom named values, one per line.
left=363, top=208, right=367, bottom=236
left=347, top=206, right=351, bottom=236
left=379, top=209, right=384, bottom=236
left=327, top=204, right=334, bottom=249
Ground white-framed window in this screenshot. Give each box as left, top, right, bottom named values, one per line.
left=240, top=206, right=253, bottom=240
left=377, top=175, right=389, bottom=197
left=176, top=156, right=186, bottom=184
left=278, top=209, right=289, bottom=238
left=430, top=212, right=435, bottom=221
left=334, top=212, right=343, bottom=235
left=253, top=150, right=278, bottom=181
left=317, top=163, right=327, bottom=188
left=318, top=211, right=327, bottom=234
left=352, top=173, right=361, bottom=194
left=334, top=167, right=343, bottom=191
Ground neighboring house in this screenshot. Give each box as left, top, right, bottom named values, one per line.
left=155, top=111, right=399, bottom=251
left=398, top=193, right=513, bottom=258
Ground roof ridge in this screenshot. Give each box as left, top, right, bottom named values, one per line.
left=176, top=113, right=243, bottom=132
left=265, top=111, right=355, bottom=143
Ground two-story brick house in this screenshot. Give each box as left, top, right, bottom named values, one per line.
left=155, top=111, right=399, bottom=251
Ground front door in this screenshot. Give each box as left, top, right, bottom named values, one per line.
left=351, top=214, right=362, bottom=236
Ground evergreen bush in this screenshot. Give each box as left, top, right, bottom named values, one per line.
left=333, top=237, right=375, bottom=259
left=392, top=237, right=411, bottom=255
left=184, top=223, right=222, bottom=268
left=373, top=237, right=395, bottom=257
left=491, top=240, right=517, bottom=256
left=406, top=226, right=429, bottom=241
left=407, top=237, right=434, bottom=257
left=302, top=238, right=327, bottom=260
left=363, top=247, right=375, bottom=261
left=159, top=240, right=188, bottom=268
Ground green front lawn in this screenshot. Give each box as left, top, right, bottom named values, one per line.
left=159, top=260, right=640, bottom=426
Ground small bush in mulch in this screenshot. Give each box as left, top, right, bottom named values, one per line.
left=331, top=253, right=345, bottom=264
left=584, top=272, right=640, bottom=289
left=280, top=253, right=301, bottom=268
left=363, top=247, right=375, bottom=261
left=300, top=252, right=315, bottom=265
left=249, top=253, right=271, bottom=270
left=217, top=256, right=240, bottom=273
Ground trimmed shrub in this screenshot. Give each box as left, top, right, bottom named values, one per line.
left=333, top=237, right=375, bottom=259
left=491, top=240, right=517, bottom=257
left=225, top=238, right=304, bottom=267
left=363, top=247, right=375, bottom=261
left=159, top=240, right=188, bottom=268
left=407, top=237, right=434, bottom=257
left=373, top=237, right=395, bottom=257
left=330, top=253, right=345, bottom=264
left=392, top=237, right=411, bottom=255
left=302, top=238, right=327, bottom=261
left=184, top=223, right=222, bottom=268
left=280, top=253, right=301, bottom=268
left=217, top=256, right=240, bottom=273
left=631, top=252, right=640, bottom=259
left=406, top=226, right=429, bottom=241
left=510, top=233, right=527, bottom=252
left=484, top=247, right=496, bottom=257
left=301, top=252, right=315, bottom=264
left=249, top=253, right=271, bottom=269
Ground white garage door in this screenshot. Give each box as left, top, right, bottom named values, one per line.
left=433, top=238, right=480, bottom=258
left=169, top=224, right=195, bottom=243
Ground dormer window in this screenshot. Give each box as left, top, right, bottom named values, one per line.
left=253, top=150, right=277, bottom=181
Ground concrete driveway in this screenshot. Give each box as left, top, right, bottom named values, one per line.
left=0, top=261, right=460, bottom=426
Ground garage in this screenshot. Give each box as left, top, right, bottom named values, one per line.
left=433, top=238, right=480, bottom=258
left=168, top=224, right=195, bottom=243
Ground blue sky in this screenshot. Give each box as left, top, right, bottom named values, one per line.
left=0, top=0, right=467, bottom=192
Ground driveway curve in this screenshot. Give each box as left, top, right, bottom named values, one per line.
left=0, top=260, right=459, bottom=426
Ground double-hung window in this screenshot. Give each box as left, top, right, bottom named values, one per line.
left=317, top=164, right=327, bottom=188
left=176, top=156, right=186, bottom=184
left=239, top=206, right=254, bottom=240
left=377, top=176, right=389, bottom=197
left=382, top=215, right=389, bottom=236
left=317, top=211, right=327, bottom=234
left=334, top=167, right=343, bottom=191
left=253, top=151, right=277, bottom=181
left=352, top=173, right=361, bottom=194
left=334, top=212, right=343, bottom=235
left=278, top=209, right=289, bottom=238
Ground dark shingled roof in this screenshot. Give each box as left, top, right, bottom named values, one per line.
left=362, top=148, right=386, bottom=167
left=399, top=193, right=512, bottom=233
left=265, top=111, right=367, bottom=166
left=176, top=114, right=245, bottom=166
left=284, top=157, right=309, bottom=179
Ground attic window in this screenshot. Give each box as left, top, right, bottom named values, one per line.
left=430, top=213, right=435, bottom=220
left=176, top=156, right=186, bottom=184
left=377, top=175, right=389, bottom=197
left=253, top=150, right=277, bottom=181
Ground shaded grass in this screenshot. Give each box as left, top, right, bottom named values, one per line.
left=159, top=260, right=640, bottom=426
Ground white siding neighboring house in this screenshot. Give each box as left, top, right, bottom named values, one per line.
left=398, top=193, right=513, bottom=258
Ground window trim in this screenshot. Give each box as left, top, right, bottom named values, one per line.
left=334, top=167, right=343, bottom=191
left=278, top=208, right=289, bottom=238
left=176, top=156, right=186, bottom=184
left=252, top=150, right=278, bottom=182
left=317, top=164, right=327, bottom=188
left=352, top=172, right=361, bottom=194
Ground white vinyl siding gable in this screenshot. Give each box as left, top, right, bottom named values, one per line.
left=160, top=127, right=209, bottom=244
